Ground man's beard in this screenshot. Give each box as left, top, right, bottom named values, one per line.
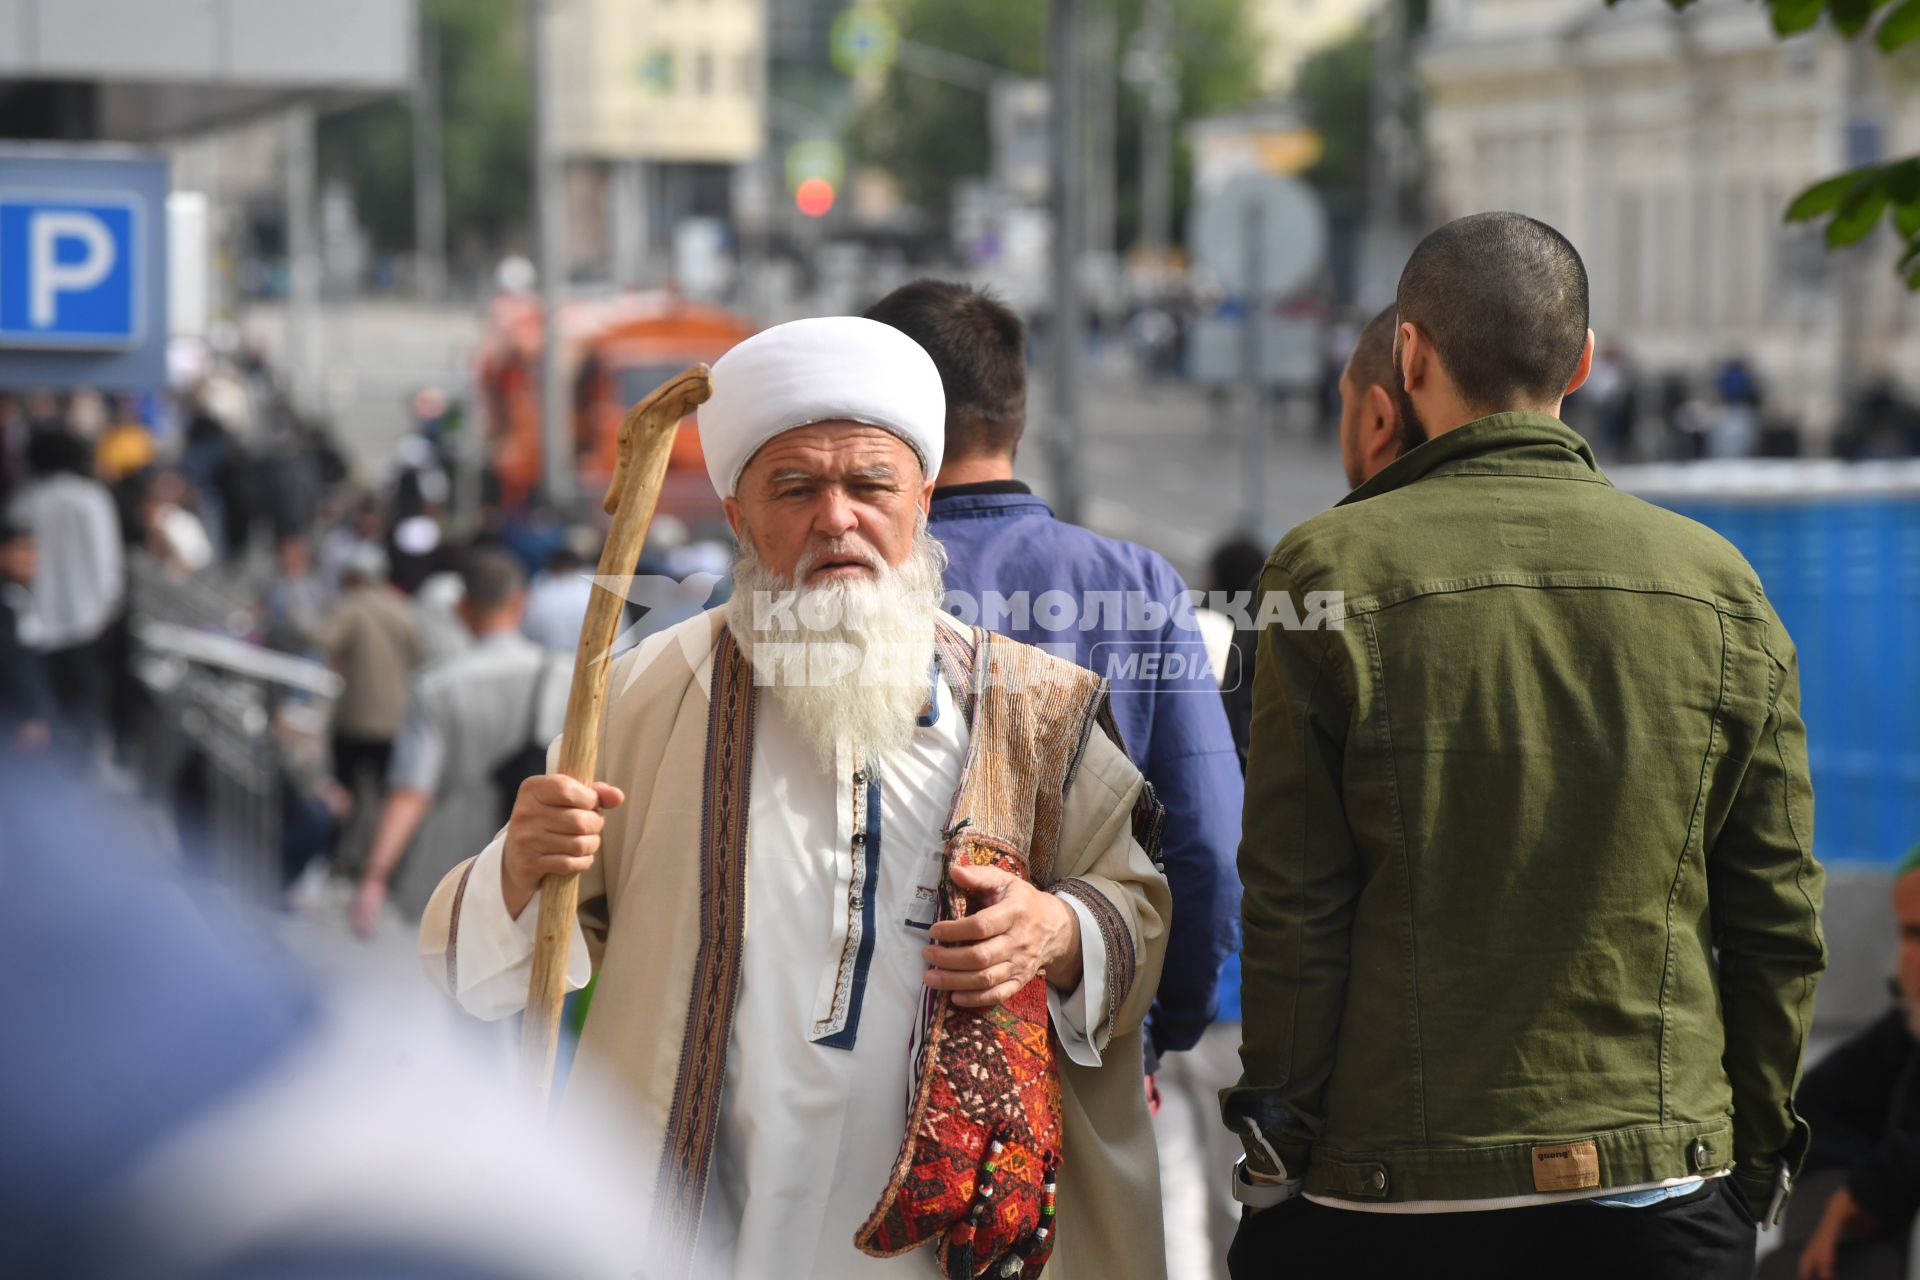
left=725, top=521, right=948, bottom=769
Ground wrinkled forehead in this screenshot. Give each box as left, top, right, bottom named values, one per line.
left=738, top=419, right=924, bottom=486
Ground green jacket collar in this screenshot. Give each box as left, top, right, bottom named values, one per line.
left=1337, top=412, right=1609, bottom=508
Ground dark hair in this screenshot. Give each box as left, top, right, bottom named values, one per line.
left=1346, top=305, right=1400, bottom=400
left=1395, top=212, right=1590, bottom=413
left=460, top=548, right=526, bottom=614
left=1208, top=535, right=1268, bottom=596
left=26, top=428, right=93, bottom=479
left=864, top=279, right=1027, bottom=460
left=0, top=518, right=31, bottom=545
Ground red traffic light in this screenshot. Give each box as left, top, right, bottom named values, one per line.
left=795, top=177, right=835, bottom=218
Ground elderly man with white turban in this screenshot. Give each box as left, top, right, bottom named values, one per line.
left=419, top=317, right=1170, bottom=1280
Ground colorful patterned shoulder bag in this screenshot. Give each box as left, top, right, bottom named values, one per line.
left=852, top=823, right=1063, bottom=1280
left=854, top=627, right=1110, bottom=1279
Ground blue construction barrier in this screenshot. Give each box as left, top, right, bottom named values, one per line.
left=1620, top=461, right=1920, bottom=869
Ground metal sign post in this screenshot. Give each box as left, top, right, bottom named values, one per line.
left=532, top=0, right=576, bottom=512
left=1187, top=173, right=1329, bottom=539
left=1243, top=199, right=1270, bottom=539
left=1047, top=0, right=1084, bottom=525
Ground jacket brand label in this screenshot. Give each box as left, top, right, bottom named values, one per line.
left=1530, top=1140, right=1601, bottom=1192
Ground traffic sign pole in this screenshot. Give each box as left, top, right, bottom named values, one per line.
left=284, top=107, right=320, bottom=416
left=532, top=0, right=576, bottom=512
left=1243, top=199, right=1270, bottom=540
left=1048, top=0, right=1084, bottom=526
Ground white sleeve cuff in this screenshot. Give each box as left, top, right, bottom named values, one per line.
left=1232, top=1159, right=1303, bottom=1209
left=447, top=837, right=592, bottom=1021
left=1046, top=894, right=1110, bottom=1068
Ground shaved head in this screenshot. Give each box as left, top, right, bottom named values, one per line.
left=1347, top=305, right=1399, bottom=400
left=1339, top=304, right=1419, bottom=483
left=1395, top=212, right=1591, bottom=413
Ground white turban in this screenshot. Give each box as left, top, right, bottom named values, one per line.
left=699, top=316, right=946, bottom=497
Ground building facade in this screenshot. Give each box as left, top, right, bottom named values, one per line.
left=546, top=0, right=768, bottom=289
left=549, top=0, right=765, bottom=164
left=1419, top=0, right=1920, bottom=445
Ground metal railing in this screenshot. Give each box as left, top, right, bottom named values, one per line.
left=127, top=553, right=339, bottom=896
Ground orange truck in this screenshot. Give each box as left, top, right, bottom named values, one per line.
left=478, top=291, right=757, bottom=532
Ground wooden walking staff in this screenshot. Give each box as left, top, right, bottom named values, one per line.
left=519, top=363, right=714, bottom=1096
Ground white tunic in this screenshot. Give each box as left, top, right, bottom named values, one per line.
left=441, top=653, right=1110, bottom=1279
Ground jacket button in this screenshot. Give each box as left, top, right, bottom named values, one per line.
left=1690, top=1139, right=1710, bottom=1170
left=852, top=832, right=866, bottom=847
left=1369, top=1170, right=1386, bottom=1191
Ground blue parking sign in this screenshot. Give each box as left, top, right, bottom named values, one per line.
left=0, top=197, right=142, bottom=348
left=0, top=148, right=167, bottom=391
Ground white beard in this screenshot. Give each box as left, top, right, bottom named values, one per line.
left=725, top=523, right=948, bottom=769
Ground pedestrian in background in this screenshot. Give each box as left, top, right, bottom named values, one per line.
left=1229, top=212, right=1825, bottom=1279
left=323, top=542, right=417, bottom=878
left=180, top=381, right=251, bottom=562
left=0, top=519, right=56, bottom=756
left=521, top=530, right=596, bottom=654
left=866, top=278, right=1243, bottom=1084
left=93, top=395, right=156, bottom=485
left=1765, top=841, right=1920, bottom=1280
left=260, top=532, right=334, bottom=657
left=132, top=468, right=215, bottom=575
left=348, top=548, right=567, bottom=937
left=7, top=429, right=124, bottom=756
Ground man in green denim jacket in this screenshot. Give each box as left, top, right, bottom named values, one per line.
left=1225, top=213, right=1826, bottom=1279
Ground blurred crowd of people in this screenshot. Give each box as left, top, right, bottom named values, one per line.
left=0, top=354, right=340, bottom=762
left=0, top=349, right=750, bottom=1279
left=1311, top=315, right=1920, bottom=464
left=0, top=348, right=736, bottom=937
left=1562, top=353, right=1920, bottom=463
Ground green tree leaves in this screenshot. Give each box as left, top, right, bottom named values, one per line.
left=1775, top=0, right=1840, bottom=34
left=1293, top=30, right=1373, bottom=196
left=1879, top=0, right=1920, bottom=51
left=318, top=0, right=532, bottom=264
left=1778, top=151, right=1920, bottom=281
left=853, top=0, right=1264, bottom=242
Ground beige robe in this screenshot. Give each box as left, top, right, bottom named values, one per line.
left=421, top=610, right=1170, bottom=1280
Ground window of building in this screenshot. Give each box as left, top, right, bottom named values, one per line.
left=1655, top=185, right=1686, bottom=328
left=1616, top=189, right=1643, bottom=328
left=636, top=47, right=676, bottom=94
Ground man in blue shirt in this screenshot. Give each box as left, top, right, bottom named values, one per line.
left=865, top=280, right=1243, bottom=1065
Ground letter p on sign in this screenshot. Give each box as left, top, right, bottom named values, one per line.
left=0, top=197, right=141, bottom=349
left=31, top=212, right=115, bottom=327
